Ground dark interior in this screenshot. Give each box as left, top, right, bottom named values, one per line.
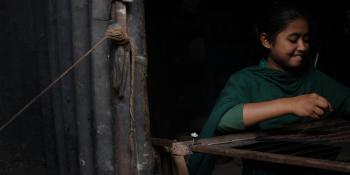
left=146, top=1, right=350, bottom=139
left=1, top=0, right=350, bottom=174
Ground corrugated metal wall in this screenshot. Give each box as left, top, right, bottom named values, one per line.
left=0, top=0, right=154, bottom=175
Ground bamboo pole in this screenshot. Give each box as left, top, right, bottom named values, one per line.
left=127, top=0, right=155, bottom=174
left=111, top=1, right=134, bottom=175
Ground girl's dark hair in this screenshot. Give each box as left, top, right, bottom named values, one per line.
left=255, top=2, right=310, bottom=43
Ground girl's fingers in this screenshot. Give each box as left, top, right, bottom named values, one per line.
left=313, top=107, right=325, bottom=117
left=311, top=112, right=321, bottom=119
left=315, top=95, right=332, bottom=112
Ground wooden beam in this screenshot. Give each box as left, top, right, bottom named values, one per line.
left=192, top=144, right=350, bottom=173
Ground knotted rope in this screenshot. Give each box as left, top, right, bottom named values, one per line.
left=107, top=24, right=137, bottom=149
left=0, top=24, right=135, bottom=133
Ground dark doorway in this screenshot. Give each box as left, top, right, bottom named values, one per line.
left=145, top=0, right=350, bottom=139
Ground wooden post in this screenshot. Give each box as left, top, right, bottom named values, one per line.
left=111, top=0, right=154, bottom=174
left=127, top=0, right=155, bottom=174
left=111, top=1, right=134, bottom=175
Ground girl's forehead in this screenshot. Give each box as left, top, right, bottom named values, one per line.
left=281, top=18, right=309, bottom=35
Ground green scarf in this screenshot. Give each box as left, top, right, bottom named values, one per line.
left=187, top=60, right=350, bottom=175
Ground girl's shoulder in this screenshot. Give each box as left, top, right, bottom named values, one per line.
left=303, top=68, right=335, bottom=82
left=230, top=66, right=262, bottom=77
left=225, top=66, right=264, bottom=85
left=228, top=66, right=279, bottom=80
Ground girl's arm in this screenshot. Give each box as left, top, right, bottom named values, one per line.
left=243, top=93, right=333, bottom=127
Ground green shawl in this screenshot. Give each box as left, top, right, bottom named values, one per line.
left=187, top=63, right=350, bottom=175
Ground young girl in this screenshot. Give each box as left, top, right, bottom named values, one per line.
left=188, top=3, right=350, bottom=175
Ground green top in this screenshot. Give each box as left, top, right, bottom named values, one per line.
left=187, top=60, right=350, bottom=175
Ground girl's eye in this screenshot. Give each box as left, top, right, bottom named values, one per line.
left=288, top=38, right=298, bottom=43
left=288, top=35, right=309, bottom=43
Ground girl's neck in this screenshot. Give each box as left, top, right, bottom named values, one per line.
left=267, top=57, right=286, bottom=72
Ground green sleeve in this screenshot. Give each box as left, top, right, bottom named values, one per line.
left=311, top=70, right=350, bottom=116
left=217, top=103, right=245, bottom=133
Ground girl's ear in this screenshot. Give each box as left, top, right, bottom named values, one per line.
left=260, top=33, right=272, bottom=49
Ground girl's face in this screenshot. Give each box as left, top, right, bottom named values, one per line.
left=262, top=18, right=310, bottom=71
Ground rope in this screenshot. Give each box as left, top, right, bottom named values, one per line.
left=107, top=24, right=137, bottom=164
left=105, top=24, right=129, bottom=44
left=0, top=24, right=133, bottom=133
left=129, top=43, right=136, bottom=163
left=106, top=24, right=137, bottom=149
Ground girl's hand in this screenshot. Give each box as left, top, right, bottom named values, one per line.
left=289, top=93, right=333, bottom=119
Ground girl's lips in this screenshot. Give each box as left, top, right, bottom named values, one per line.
left=290, top=55, right=303, bottom=63
left=292, top=55, right=303, bottom=59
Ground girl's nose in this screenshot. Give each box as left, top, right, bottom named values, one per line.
left=297, top=39, right=309, bottom=52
